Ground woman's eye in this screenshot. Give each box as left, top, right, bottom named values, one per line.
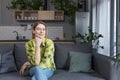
left=35, top=27, right=45, bottom=31
left=36, top=28, right=41, bottom=30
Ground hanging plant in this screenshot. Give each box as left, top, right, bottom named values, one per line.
left=6, top=0, right=27, bottom=10
left=27, top=0, right=44, bottom=10
left=51, top=0, right=79, bottom=24
left=6, top=0, right=44, bottom=10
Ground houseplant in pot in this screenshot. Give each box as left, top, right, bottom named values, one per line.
left=6, top=0, right=44, bottom=10
left=51, top=0, right=78, bottom=24
left=72, top=27, right=104, bottom=53
left=113, top=53, right=120, bottom=61
left=6, top=0, right=27, bottom=10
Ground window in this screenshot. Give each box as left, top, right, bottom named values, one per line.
left=92, top=0, right=116, bottom=56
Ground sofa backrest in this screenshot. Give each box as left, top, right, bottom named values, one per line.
left=14, top=43, right=28, bottom=70
left=0, top=43, right=14, bottom=53
left=0, top=42, right=92, bottom=71
left=54, top=43, right=92, bottom=69
left=0, top=43, right=17, bottom=73
left=0, top=43, right=28, bottom=71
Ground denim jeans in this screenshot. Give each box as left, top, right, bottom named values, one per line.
left=29, top=66, right=54, bottom=80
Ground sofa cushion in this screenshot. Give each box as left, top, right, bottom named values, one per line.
left=50, top=69, right=105, bottom=80
left=68, top=51, right=92, bottom=72
left=0, top=50, right=17, bottom=73
left=14, top=43, right=28, bottom=70
left=0, top=43, right=14, bottom=53
left=54, top=43, right=92, bottom=69
left=0, top=72, right=30, bottom=80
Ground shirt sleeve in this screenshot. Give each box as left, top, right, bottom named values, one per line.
left=25, top=41, right=37, bottom=66
left=40, top=39, right=55, bottom=67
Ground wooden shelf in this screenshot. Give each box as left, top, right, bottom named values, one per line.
left=54, top=10, right=64, bottom=21
left=14, top=10, right=38, bottom=21
left=38, top=11, right=55, bottom=20
left=14, top=10, right=64, bottom=21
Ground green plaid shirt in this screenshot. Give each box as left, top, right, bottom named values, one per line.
left=25, top=38, right=56, bottom=70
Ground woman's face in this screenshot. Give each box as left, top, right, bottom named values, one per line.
left=32, top=23, right=46, bottom=39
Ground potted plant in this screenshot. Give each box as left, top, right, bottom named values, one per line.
left=27, top=0, right=44, bottom=10
left=73, top=27, right=104, bottom=52
left=51, top=0, right=78, bottom=24
left=6, top=0, right=27, bottom=10
left=6, top=0, right=44, bottom=10
left=113, top=53, right=120, bottom=61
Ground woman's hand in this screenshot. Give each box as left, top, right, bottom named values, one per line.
left=35, top=37, right=43, bottom=47
left=19, top=61, right=31, bottom=76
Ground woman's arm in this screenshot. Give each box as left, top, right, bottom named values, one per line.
left=34, top=37, right=42, bottom=65
left=19, top=61, right=31, bottom=76
left=39, top=39, right=55, bottom=69
left=25, top=38, right=43, bottom=66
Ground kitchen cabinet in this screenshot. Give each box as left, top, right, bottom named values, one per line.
left=14, top=10, right=64, bottom=21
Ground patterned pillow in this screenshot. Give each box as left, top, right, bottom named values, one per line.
left=0, top=51, right=17, bottom=73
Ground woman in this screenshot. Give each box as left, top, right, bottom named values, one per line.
left=19, top=21, right=56, bottom=80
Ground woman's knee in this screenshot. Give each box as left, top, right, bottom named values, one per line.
left=34, top=66, right=41, bottom=69
left=30, top=66, right=42, bottom=75
left=33, top=66, right=43, bottom=71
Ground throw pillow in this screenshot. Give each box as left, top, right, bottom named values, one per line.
left=68, top=51, right=92, bottom=72
left=54, top=43, right=92, bottom=69
left=0, top=51, right=17, bottom=73
left=14, top=43, right=28, bottom=70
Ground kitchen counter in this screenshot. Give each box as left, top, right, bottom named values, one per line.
left=0, top=40, right=29, bottom=43
left=0, top=39, right=29, bottom=42
left=0, top=40, right=75, bottom=44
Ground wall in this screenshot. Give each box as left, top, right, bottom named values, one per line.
left=0, top=26, right=64, bottom=40
left=0, top=0, right=77, bottom=40
left=0, top=26, right=32, bottom=40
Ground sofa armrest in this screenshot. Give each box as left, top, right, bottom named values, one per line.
left=93, top=53, right=119, bottom=80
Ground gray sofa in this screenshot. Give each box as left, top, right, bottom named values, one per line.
left=0, top=42, right=118, bottom=80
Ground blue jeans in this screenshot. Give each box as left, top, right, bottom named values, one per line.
left=29, top=66, right=54, bottom=80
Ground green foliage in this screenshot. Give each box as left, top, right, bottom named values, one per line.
left=112, top=53, right=120, bottom=62
left=27, top=0, right=44, bottom=10
left=6, top=0, right=25, bottom=9
left=51, top=0, right=78, bottom=24
left=6, top=0, right=43, bottom=10
left=73, top=27, right=104, bottom=49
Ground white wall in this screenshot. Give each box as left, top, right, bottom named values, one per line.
left=0, top=26, right=32, bottom=40
left=0, top=26, right=64, bottom=40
